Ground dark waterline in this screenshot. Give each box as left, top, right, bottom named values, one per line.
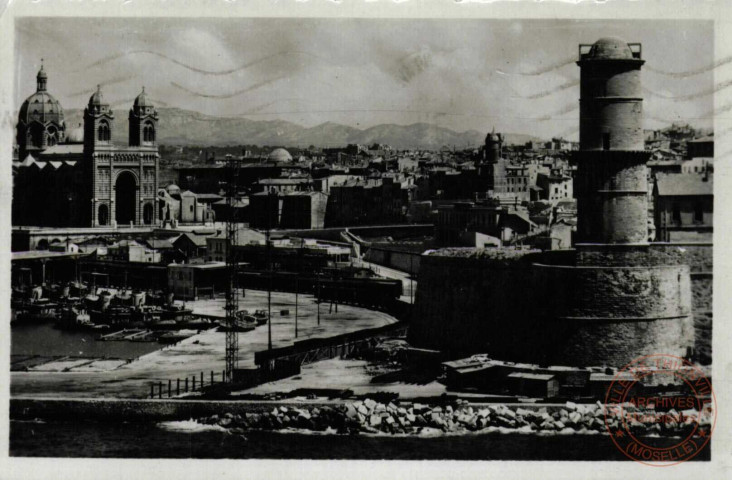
left=9, top=420, right=711, bottom=461
left=11, top=320, right=163, bottom=360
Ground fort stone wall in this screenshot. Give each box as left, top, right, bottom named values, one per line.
left=410, top=247, right=696, bottom=367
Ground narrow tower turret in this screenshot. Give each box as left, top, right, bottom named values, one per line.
left=576, top=37, right=650, bottom=244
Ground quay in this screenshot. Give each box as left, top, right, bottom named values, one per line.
left=10, top=289, right=399, bottom=398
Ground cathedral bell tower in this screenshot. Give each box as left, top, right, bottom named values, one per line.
left=129, top=87, right=159, bottom=147
left=84, top=85, right=115, bottom=152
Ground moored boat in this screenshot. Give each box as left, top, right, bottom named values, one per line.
left=217, top=319, right=256, bottom=332
left=253, top=309, right=269, bottom=326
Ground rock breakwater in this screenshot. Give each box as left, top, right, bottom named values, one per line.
left=195, top=398, right=711, bottom=437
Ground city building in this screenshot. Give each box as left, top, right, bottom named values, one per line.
left=436, top=201, right=538, bottom=246
left=326, top=177, right=410, bottom=227
left=206, top=227, right=265, bottom=263
left=13, top=66, right=160, bottom=227
left=279, top=192, right=329, bottom=229
left=250, top=190, right=328, bottom=230
left=536, top=171, right=573, bottom=202
left=172, top=233, right=208, bottom=261
left=686, top=135, right=714, bottom=159
left=653, top=173, right=713, bottom=242
left=167, top=262, right=228, bottom=300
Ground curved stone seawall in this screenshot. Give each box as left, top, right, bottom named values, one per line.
left=410, top=249, right=694, bottom=367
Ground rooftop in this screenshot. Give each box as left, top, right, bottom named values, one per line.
left=40, top=144, right=84, bottom=156
left=255, top=178, right=312, bottom=185
left=579, top=37, right=642, bottom=61
left=688, top=135, right=714, bottom=143
left=173, top=232, right=209, bottom=247
left=12, top=250, right=90, bottom=262
left=507, top=372, right=556, bottom=381
left=168, top=261, right=228, bottom=270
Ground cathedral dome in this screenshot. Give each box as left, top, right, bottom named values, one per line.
left=268, top=148, right=292, bottom=162
left=588, top=37, right=634, bottom=60
left=18, top=91, right=65, bottom=126
left=18, top=65, right=64, bottom=128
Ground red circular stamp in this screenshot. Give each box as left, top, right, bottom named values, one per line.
left=603, top=354, right=716, bottom=466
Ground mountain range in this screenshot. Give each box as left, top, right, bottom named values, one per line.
left=65, top=107, right=544, bottom=150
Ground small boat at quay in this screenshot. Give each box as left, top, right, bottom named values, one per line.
left=217, top=319, right=256, bottom=333
left=158, top=330, right=198, bottom=344
left=55, top=305, right=110, bottom=332
left=12, top=286, right=59, bottom=323
left=253, top=309, right=269, bottom=326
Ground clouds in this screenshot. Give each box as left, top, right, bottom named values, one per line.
left=15, top=18, right=714, bottom=141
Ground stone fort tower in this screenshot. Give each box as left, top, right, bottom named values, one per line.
left=576, top=37, right=650, bottom=244
left=410, top=37, right=702, bottom=368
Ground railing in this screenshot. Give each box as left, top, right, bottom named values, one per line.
left=148, top=370, right=227, bottom=399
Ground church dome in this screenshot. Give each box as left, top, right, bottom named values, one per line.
left=134, top=87, right=150, bottom=107
left=88, top=85, right=107, bottom=107
left=18, top=65, right=64, bottom=127
left=166, top=184, right=181, bottom=196
left=588, top=37, right=634, bottom=60
left=268, top=148, right=292, bottom=162
left=19, top=91, right=65, bottom=126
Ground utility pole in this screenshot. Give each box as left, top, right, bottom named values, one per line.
left=295, top=237, right=303, bottom=338
left=266, top=189, right=273, bottom=351
left=316, top=271, right=321, bottom=326
left=410, top=254, right=414, bottom=305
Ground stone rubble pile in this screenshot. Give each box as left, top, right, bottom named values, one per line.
left=196, top=399, right=711, bottom=437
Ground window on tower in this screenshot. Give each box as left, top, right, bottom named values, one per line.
left=98, top=121, right=111, bottom=142
left=143, top=122, right=155, bottom=143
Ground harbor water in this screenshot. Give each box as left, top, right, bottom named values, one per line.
left=12, top=320, right=168, bottom=360
left=9, top=418, right=711, bottom=460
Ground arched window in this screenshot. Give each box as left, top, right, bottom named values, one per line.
left=98, top=204, right=109, bottom=226
left=98, top=121, right=110, bottom=142
left=46, top=126, right=58, bottom=146
left=143, top=122, right=155, bottom=143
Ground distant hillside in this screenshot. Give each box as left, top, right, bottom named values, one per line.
left=65, top=107, right=544, bottom=150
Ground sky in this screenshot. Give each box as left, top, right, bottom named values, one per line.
left=15, top=18, right=716, bottom=140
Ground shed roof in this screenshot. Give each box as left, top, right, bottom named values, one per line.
left=42, top=144, right=84, bottom=155
left=145, top=238, right=175, bottom=250
left=173, top=232, right=209, bottom=247
left=507, top=372, right=556, bottom=381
